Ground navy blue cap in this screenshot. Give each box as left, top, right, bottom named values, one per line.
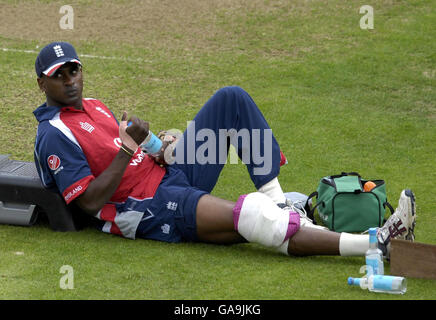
left=35, top=42, right=81, bottom=78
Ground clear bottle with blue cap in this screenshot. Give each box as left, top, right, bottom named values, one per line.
left=365, top=227, right=384, bottom=275
left=140, top=130, right=163, bottom=156
left=348, top=275, right=407, bottom=294
left=127, top=121, right=163, bottom=156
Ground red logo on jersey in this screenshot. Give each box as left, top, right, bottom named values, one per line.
left=47, top=155, right=61, bottom=170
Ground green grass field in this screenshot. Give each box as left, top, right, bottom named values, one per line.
left=0, top=0, right=435, bottom=300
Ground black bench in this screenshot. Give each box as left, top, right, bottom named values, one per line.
left=0, top=154, right=86, bottom=231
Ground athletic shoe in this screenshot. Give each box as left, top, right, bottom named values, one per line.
left=377, top=189, right=416, bottom=259
left=278, top=199, right=328, bottom=230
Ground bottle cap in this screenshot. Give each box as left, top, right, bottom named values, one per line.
left=369, top=228, right=377, bottom=236
left=347, top=277, right=360, bottom=286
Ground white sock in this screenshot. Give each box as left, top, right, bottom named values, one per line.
left=258, top=177, right=286, bottom=204
left=339, top=233, right=370, bottom=256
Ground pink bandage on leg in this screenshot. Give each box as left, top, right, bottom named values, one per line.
left=233, top=194, right=247, bottom=231
left=285, top=211, right=300, bottom=241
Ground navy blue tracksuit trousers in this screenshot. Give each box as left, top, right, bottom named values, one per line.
left=173, top=86, right=282, bottom=192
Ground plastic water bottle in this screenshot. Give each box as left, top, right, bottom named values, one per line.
left=348, top=275, right=407, bottom=294
left=139, top=130, right=162, bottom=156
left=127, top=121, right=162, bottom=156
left=365, top=227, right=384, bottom=275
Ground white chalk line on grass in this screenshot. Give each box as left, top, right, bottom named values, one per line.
left=1, top=47, right=150, bottom=63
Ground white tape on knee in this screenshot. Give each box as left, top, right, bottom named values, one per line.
left=233, top=192, right=300, bottom=248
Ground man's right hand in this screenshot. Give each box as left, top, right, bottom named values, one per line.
left=119, top=111, right=149, bottom=153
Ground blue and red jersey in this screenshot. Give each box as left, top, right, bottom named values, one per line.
left=33, top=98, right=166, bottom=238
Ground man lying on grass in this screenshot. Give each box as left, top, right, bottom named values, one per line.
left=33, top=42, right=416, bottom=259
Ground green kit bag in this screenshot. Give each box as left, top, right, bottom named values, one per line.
left=307, top=172, right=394, bottom=233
